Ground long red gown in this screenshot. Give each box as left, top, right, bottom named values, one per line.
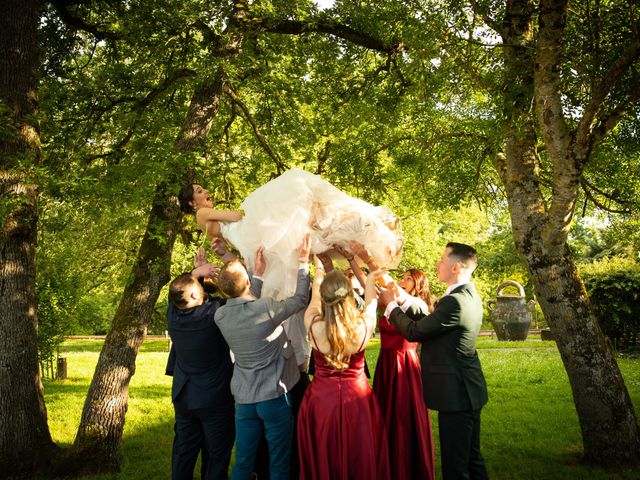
left=297, top=349, right=390, bottom=480
left=373, top=315, right=436, bottom=480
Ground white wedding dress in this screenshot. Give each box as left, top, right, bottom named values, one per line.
left=220, top=168, right=403, bottom=300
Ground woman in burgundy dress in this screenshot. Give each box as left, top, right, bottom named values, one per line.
left=373, top=268, right=436, bottom=480
left=297, top=258, right=389, bottom=480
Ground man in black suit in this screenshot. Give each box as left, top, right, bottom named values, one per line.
left=167, top=263, right=234, bottom=480
left=381, top=242, right=489, bottom=480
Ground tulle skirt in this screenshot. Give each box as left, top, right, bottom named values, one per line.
left=220, top=168, right=402, bottom=299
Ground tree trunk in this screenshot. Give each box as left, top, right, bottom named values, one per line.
left=527, top=245, right=640, bottom=464
left=499, top=0, right=640, bottom=466
left=65, top=74, right=225, bottom=474
left=0, top=0, right=57, bottom=475
left=66, top=181, right=181, bottom=473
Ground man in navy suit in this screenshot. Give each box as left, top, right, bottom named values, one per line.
left=167, top=263, right=234, bottom=480
left=381, top=242, right=489, bottom=480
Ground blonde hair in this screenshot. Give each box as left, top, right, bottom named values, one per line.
left=316, top=270, right=364, bottom=371
left=218, top=259, right=248, bottom=298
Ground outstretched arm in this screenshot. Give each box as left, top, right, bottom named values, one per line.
left=333, top=244, right=367, bottom=289
left=362, top=270, right=380, bottom=336
left=195, top=207, right=243, bottom=224
left=348, top=241, right=394, bottom=286
left=304, top=255, right=325, bottom=331
left=211, top=238, right=236, bottom=264
left=268, top=236, right=311, bottom=326
left=388, top=295, right=461, bottom=341
left=246, top=246, right=266, bottom=298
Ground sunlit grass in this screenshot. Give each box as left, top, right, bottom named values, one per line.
left=42, top=338, right=640, bottom=480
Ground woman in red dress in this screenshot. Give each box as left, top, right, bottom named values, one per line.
left=373, top=268, right=436, bottom=480
left=297, top=257, right=390, bottom=480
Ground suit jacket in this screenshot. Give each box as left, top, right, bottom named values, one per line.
left=167, top=296, right=234, bottom=410
left=389, top=282, right=488, bottom=412
left=214, top=267, right=310, bottom=404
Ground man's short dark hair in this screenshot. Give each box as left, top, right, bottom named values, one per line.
left=169, top=273, right=198, bottom=308
left=446, top=242, right=478, bottom=268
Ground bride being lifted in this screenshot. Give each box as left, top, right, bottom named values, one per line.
left=178, top=168, right=403, bottom=299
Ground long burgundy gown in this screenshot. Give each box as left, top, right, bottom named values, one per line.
left=297, top=348, right=390, bottom=480
left=373, top=315, right=436, bottom=480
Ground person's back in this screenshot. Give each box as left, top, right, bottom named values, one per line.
left=168, top=299, right=233, bottom=408
left=214, top=241, right=311, bottom=480
left=298, top=265, right=390, bottom=480
left=214, top=258, right=309, bottom=404
left=215, top=291, right=304, bottom=404
left=167, top=272, right=235, bottom=480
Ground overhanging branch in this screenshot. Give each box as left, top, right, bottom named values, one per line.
left=255, top=18, right=400, bottom=53
left=589, top=75, right=640, bottom=148
left=50, top=0, right=119, bottom=41
left=576, top=36, right=640, bottom=156
left=82, top=69, right=196, bottom=163
left=223, top=84, right=288, bottom=173
left=580, top=178, right=634, bottom=214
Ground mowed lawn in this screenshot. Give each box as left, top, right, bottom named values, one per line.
left=41, top=337, right=640, bottom=480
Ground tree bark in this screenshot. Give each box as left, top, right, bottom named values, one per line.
left=65, top=73, right=226, bottom=474
left=0, top=0, right=57, bottom=475
left=500, top=0, right=640, bottom=466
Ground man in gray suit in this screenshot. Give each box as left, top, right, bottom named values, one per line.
left=215, top=239, right=311, bottom=480
left=381, top=242, right=489, bottom=480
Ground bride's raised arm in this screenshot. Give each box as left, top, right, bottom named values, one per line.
left=195, top=207, right=243, bottom=227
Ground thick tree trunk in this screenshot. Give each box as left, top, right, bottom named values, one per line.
left=65, top=74, right=225, bottom=474
left=67, top=181, right=182, bottom=473
left=525, top=245, right=640, bottom=465
left=0, top=0, right=57, bottom=475
left=500, top=0, right=640, bottom=466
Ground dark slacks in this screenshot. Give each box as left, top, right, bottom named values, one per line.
left=173, top=394, right=235, bottom=480
left=438, top=408, right=488, bottom=480
left=253, top=372, right=310, bottom=480
left=233, top=394, right=293, bottom=480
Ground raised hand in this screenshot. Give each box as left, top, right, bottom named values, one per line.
left=377, top=282, right=399, bottom=307
left=194, top=247, right=208, bottom=268
left=316, top=251, right=334, bottom=272
left=212, top=238, right=236, bottom=263
left=297, top=234, right=311, bottom=262
left=349, top=240, right=380, bottom=270
left=254, top=246, right=267, bottom=277
left=192, top=263, right=220, bottom=280
left=332, top=244, right=354, bottom=261
left=211, top=238, right=228, bottom=257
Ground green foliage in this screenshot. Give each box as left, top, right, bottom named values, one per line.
left=37, top=254, right=80, bottom=378
left=580, top=257, right=640, bottom=352
left=32, top=0, right=638, bottom=342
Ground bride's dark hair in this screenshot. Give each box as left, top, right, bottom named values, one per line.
left=178, top=184, right=196, bottom=214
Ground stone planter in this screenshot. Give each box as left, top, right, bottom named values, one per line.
left=487, top=280, right=535, bottom=341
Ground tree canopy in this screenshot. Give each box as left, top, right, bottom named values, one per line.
left=1, top=0, right=639, bottom=475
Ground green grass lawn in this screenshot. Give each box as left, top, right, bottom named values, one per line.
left=43, top=337, right=640, bottom=480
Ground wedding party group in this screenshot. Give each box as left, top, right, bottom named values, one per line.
left=165, top=168, right=489, bottom=480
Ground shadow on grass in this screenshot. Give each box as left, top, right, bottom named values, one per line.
left=40, top=338, right=640, bottom=480
left=60, top=339, right=170, bottom=354
left=32, top=416, right=176, bottom=480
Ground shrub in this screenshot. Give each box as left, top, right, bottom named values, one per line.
left=579, top=256, right=640, bottom=351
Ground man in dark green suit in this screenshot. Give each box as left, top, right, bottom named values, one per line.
left=381, top=242, right=489, bottom=480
